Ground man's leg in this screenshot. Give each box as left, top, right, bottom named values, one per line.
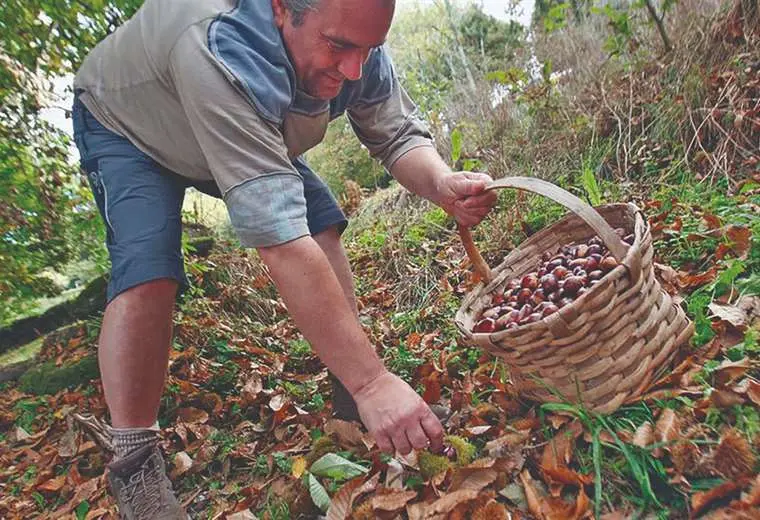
left=73, top=94, right=188, bottom=519
left=99, top=279, right=178, bottom=429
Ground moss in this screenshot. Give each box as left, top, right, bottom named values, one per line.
left=19, top=354, right=99, bottom=395
left=418, top=451, right=452, bottom=479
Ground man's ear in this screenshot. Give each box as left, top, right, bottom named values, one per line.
left=271, top=0, right=287, bottom=29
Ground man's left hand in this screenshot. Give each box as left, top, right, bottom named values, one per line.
left=434, top=172, right=498, bottom=227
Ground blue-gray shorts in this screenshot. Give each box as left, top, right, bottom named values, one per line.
left=71, top=94, right=347, bottom=303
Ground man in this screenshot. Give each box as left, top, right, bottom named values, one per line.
left=71, top=0, right=496, bottom=517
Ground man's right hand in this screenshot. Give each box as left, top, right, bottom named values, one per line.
left=353, top=371, right=444, bottom=455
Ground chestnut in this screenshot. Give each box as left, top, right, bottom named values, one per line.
left=600, top=256, right=618, bottom=272
left=474, top=318, right=496, bottom=333
left=563, top=275, right=584, bottom=295
left=541, top=274, right=559, bottom=293
left=521, top=273, right=540, bottom=290
left=542, top=303, right=559, bottom=316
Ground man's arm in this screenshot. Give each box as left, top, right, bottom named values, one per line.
left=390, top=145, right=497, bottom=227
left=258, top=236, right=444, bottom=454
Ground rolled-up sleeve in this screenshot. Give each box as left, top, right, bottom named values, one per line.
left=169, top=25, right=309, bottom=248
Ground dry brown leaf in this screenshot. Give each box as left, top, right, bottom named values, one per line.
left=599, top=511, right=629, bottom=520
left=713, top=359, right=752, bottom=388
left=385, top=458, right=404, bottom=489
left=448, top=467, right=498, bottom=492
left=371, top=489, right=419, bottom=512
left=654, top=409, right=680, bottom=456
left=542, top=466, right=593, bottom=488
left=241, top=374, right=263, bottom=403
left=520, top=470, right=545, bottom=520
left=709, top=302, right=749, bottom=328
left=542, top=425, right=579, bottom=470
left=739, top=379, right=760, bottom=406
left=485, top=431, right=530, bottom=457
left=710, top=388, right=746, bottom=408
left=58, top=424, right=79, bottom=458
left=691, top=478, right=751, bottom=518
left=326, top=475, right=368, bottom=520
left=171, top=451, right=193, bottom=479
left=423, top=489, right=480, bottom=517
left=632, top=422, right=654, bottom=448
left=37, top=475, right=66, bottom=493
left=176, top=406, right=209, bottom=424
left=226, top=510, right=257, bottom=520
left=324, top=419, right=365, bottom=448
left=268, top=394, right=288, bottom=412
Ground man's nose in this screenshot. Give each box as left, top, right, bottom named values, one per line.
left=337, top=49, right=365, bottom=81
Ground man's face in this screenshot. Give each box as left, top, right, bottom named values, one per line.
left=272, top=0, right=395, bottom=100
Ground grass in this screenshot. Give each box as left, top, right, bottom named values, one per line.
left=0, top=337, right=43, bottom=368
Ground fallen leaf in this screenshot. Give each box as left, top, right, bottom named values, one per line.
left=269, top=394, right=288, bottom=412
left=465, top=425, right=492, bottom=436
left=241, top=374, right=263, bottom=403
left=324, top=419, right=365, bottom=448
left=654, top=408, right=679, bottom=456
left=520, top=470, right=545, bottom=520
left=423, top=489, right=480, bottom=517
left=747, top=380, right=760, bottom=407
left=710, top=388, right=746, bottom=408
left=709, top=302, right=750, bottom=328
left=58, top=425, right=79, bottom=458
left=227, top=510, right=257, bottom=520
left=176, top=407, right=209, bottom=424
left=291, top=456, right=307, bottom=479
left=371, top=489, right=418, bottom=512
left=691, top=478, right=750, bottom=518
left=632, top=422, right=654, bottom=448
left=542, top=466, right=593, bottom=487
left=326, top=475, right=369, bottom=520
left=37, top=475, right=66, bottom=492
left=713, top=358, right=752, bottom=388
left=449, top=467, right=498, bottom=492
left=171, top=451, right=193, bottom=479
left=385, top=458, right=404, bottom=489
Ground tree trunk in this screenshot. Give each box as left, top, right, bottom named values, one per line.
left=644, top=0, right=673, bottom=53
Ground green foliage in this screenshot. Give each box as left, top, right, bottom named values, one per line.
left=1, top=0, right=141, bottom=323
left=305, top=115, right=389, bottom=197
left=18, top=354, right=99, bottom=395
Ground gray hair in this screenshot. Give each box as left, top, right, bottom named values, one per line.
left=282, top=0, right=320, bottom=26
left=283, top=0, right=395, bottom=26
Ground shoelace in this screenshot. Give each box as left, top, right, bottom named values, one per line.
left=122, top=455, right=174, bottom=518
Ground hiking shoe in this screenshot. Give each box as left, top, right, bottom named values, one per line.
left=107, top=443, right=188, bottom=520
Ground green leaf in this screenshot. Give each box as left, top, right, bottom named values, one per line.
left=309, top=453, right=369, bottom=481
left=75, top=500, right=90, bottom=520
left=581, top=166, right=602, bottom=206
left=306, top=472, right=331, bottom=513
left=450, top=128, right=462, bottom=164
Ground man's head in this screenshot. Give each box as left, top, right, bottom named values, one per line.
left=272, top=0, right=395, bottom=99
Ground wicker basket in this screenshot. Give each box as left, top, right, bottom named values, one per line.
left=455, top=177, right=694, bottom=414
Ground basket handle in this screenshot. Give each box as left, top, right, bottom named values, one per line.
left=458, top=176, right=628, bottom=283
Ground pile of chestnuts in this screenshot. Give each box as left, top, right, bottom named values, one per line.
left=472, top=229, right=634, bottom=333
